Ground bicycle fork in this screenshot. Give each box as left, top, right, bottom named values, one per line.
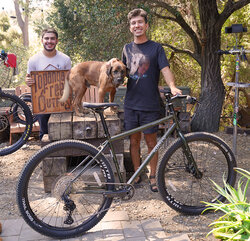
left=178, top=131, right=203, bottom=179
left=167, top=98, right=203, bottom=179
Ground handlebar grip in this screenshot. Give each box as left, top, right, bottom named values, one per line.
left=0, top=50, right=7, bottom=60
left=171, top=95, right=198, bottom=104
left=159, top=89, right=171, bottom=94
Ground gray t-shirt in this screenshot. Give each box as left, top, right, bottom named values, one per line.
left=27, top=50, right=71, bottom=73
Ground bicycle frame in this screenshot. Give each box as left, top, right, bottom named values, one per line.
left=103, top=113, right=177, bottom=184
left=70, top=99, right=199, bottom=188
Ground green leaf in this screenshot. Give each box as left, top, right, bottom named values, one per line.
left=235, top=168, right=250, bottom=179
left=204, top=168, right=250, bottom=240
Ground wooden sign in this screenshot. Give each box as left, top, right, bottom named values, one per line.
left=31, top=70, right=72, bottom=114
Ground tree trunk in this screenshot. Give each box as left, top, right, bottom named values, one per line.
left=191, top=0, right=224, bottom=132
left=191, top=38, right=225, bottom=132
left=14, top=0, right=29, bottom=47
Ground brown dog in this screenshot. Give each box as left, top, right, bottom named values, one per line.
left=59, top=58, right=126, bottom=115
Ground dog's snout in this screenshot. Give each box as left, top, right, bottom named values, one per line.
left=113, top=77, right=124, bottom=86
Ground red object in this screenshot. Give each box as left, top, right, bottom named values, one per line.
left=4, top=53, right=17, bottom=68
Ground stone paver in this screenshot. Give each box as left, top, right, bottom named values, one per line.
left=0, top=211, right=191, bottom=241
left=122, top=220, right=145, bottom=239
left=165, top=233, right=191, bottom=241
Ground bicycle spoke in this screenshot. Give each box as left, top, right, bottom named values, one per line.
left=17, top=141, right=114, bottom=237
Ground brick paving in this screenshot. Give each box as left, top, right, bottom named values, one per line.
left=0, top=211, right=190, bottom=241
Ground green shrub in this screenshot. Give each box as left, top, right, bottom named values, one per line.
left=203, top=168, right=250, bottom=240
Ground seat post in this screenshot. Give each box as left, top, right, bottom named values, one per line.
left=96, top=109, right=111, bottom=139
left=93, top=106, right=125, bottom=182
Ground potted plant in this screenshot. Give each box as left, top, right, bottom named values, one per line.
left=203, top=168, right=250, bottom=240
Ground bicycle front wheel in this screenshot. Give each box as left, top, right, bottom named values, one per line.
left=0, top=91, right=32, bottom=156
left=157, top=132, right=236, bottom=215
left=17, top=140, right=115, bottom=239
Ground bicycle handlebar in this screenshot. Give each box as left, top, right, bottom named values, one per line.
left=159, top=89, right=198, bottom=105
left=0, top=50, right=7, bottom=60
left=217, top=49, right=250, bottom=55
left=171, top=95, right=198, bottom=104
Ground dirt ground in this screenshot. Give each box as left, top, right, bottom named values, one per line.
left=0, top=131, right=249, bottom=240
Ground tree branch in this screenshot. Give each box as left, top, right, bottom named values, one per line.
left=218, top=0, right=250, bottom=28
left=150, top=0, right=202, bottom=55
left=179, top=0, right=201, bottom=39
left=153, top=12, right=177, bottom=23
left=14, top=0, right=24, bottom=30
left=14, top=0, right=29, bottom=47
left=161, top=42, right=201, bottom=65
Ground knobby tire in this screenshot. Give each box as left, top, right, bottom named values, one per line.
left=157, top=132, right=236, bottom=215
left=0, top=91, right=32, bottom=156
left=17, top=140, right=115, bottom=239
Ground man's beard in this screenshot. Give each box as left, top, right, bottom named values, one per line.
left=43, top=44, right=56, bottom=52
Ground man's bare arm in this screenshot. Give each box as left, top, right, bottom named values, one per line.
left=161, top=66, right=182, bottom=95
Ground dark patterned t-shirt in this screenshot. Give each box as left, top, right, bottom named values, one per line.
left=122, top=40, right=169, bottom=111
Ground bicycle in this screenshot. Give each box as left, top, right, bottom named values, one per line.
left=0, top=50, right=33, bottom=156
left=16, top=92, right=237, bottom=239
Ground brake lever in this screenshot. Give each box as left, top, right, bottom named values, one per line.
left=186, top=95, right=200, bottom=105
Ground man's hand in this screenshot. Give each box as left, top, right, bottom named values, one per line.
left=161, top=67, right=182, bottom=96
left=170, top=86, right=182, bottom=96
left=26, top=74, right=35, bottom=87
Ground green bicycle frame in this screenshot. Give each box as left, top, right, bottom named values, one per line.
left=97, top=107, right=185, bottom=184
left=69, top=100, right=199, bottom=188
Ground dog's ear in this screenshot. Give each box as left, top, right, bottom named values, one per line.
left=108, top=58, right=118, bottom=64
left=106, top=62, right=112, bottom=77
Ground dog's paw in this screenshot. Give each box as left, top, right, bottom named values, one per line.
left=104, top=107, right=118, bottom=116
left=110, top=106, right=118, bottom=113
left=74, top=108, right=88, bottom=117
left=78, top=112, right=86, bottom=117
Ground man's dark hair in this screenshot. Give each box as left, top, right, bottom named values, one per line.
left=127, top=8, right=148, bottom=24
left=41, top=28, right=58, bottom=39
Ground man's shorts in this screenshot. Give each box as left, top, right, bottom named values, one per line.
left=124, top=108, right=160, bottom=134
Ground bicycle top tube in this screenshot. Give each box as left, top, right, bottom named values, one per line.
left=110, top=114, right=173, bottom=142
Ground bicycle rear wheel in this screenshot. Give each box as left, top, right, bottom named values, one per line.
left=17, top=140, right=115, bottom=239
left=0, top=91, right=32, bottom=156
left=157, top=132, right=236, bottom=215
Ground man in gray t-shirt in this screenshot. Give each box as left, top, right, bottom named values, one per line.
left=26, top=28, right=71, bottom=140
